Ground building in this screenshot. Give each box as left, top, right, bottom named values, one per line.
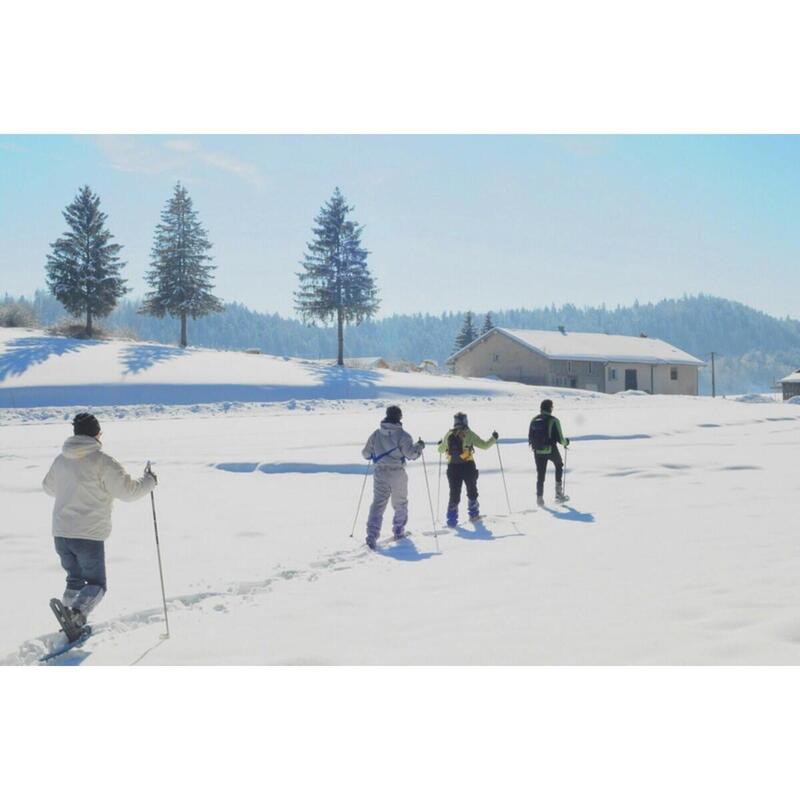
left=448, top=328, right=705, bottom=395
left=779, top=370, right=800, bottom=400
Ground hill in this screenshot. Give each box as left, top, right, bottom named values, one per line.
left=5, top=291, right=800, bottom=394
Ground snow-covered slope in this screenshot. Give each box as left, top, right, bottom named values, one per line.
left=2, top=326, right=800, bottom=665
left=0, top=327, right=527, bottom=409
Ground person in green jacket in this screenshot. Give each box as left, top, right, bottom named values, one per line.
left=437, top=412, right=498, bottom=526
left=528, top=398, right=570, bottom=505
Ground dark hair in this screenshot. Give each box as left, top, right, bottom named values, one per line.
left=540, top=399, right=553, bottom=413
left=385, top=405, right=402, bottom=424
left=73, top=412, right=101, bottom=437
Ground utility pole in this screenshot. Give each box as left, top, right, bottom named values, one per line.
left=710, top=351, right=717, bottom=398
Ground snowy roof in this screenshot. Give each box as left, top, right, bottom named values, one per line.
left=449, top=328, right=705, bottom=366
left=779, top=370, right=800, bottom=384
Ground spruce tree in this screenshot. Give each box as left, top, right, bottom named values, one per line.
left=45, top=186, right=128, bottom=337
left=140, top=183, right=223, bottom=347
left=453, top=311, right=478, bottom=354
left=481, top=311, right=494, bottom=335
left=295, top=187, right=379, bottom=365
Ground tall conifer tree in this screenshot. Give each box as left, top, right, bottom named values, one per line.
left=481, top=311, right=494, bottom=335
left=295, top=187, right=379, bottom=365
left=45, top=186, right=128, bottom=337
left=452, top=311, right=478, bottom=354
left=141, top=183, right=223, bottom=347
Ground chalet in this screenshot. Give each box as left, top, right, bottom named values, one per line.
left=779, top=370, right=800, bottom=400
left=448, top=328, right=705, bottom=395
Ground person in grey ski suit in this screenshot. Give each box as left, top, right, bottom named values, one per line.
left=361, top=405, right=425, bottom=549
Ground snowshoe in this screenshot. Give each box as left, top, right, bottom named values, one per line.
left=49, top=598, right=88, bottom=643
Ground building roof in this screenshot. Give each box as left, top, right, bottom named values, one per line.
left=448, top=328, right=705, bottom=366
left=779, top=370, right=800, bottom=384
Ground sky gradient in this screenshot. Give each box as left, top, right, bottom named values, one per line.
left=0, top=135, right=798, bottom=319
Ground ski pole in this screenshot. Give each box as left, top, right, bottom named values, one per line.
left=420, top=447, right=439, bottom=552
left=496, top=440, right=512, bottom=514
left=563, top=446, right=568, bottom=494
left=350, top=461, right=372, bottom=538
left=436, top=450, right=442, bottom=526
left=146, top=461, right=170, bottom=640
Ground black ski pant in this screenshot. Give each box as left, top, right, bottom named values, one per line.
left=534, top=450, right=563, bottom=497
left=447, top=460, right=479, bottom=510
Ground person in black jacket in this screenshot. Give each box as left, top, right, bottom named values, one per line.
left=528, top=399, right=570, bottom=506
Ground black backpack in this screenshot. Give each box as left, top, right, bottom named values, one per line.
left=529, top=415, right=550, bottom=451
left=447, top=430, right=466, bottom=460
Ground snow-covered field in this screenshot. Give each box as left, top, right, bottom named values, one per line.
left=2, top=327, right=800, bottom=665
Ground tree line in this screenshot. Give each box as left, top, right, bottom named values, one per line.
left=42, top=184, right=378, bottom=360
left=5, top=290, right=800, bottom=394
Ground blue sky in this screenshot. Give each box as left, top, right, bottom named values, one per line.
left=0, top=135, right=798, bottom=319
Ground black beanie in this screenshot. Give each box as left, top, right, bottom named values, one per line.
left=540, top=399, right=553, bottom=413
left=73, top=412, right=101, bottom=437
left=385, top=405, right=402, bottom=424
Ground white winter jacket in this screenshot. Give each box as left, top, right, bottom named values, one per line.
left=362, top=422, right=423, bottom=468
left=42, top=436, right=156, bottom=541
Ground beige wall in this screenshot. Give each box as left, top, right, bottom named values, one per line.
left=605, top=362, right=699, bottom=395
left=452, top=331, right=551, bottom=383
left=452, top=332, right=700, bottom=395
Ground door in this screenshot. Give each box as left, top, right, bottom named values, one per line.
left=625, top=369, right=638, bottom=390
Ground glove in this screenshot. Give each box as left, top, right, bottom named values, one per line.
left=564, top=438, right=570, bottom=448
left=417, top=438, right=426, bottom=450
left=492, top=431, right=499, bottom=440
left=145, top=465, right=158, bottom=486
left=437, top=439, right=442, bottom=445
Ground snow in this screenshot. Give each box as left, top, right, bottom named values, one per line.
left=3, top=326, right=800, bottom=665
left=779, top=369, right=800, bottom=384
left=451, top=327, right=705, bottom=366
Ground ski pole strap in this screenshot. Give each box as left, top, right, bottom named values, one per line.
left=372, top=446, right=399, bottom=463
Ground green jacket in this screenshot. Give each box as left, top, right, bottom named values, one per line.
left=438, top=427, right=496, bottom=463
left=528, top=412, right=569, bottom=455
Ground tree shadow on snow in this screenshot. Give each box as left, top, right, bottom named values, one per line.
left=303, top=361, right=496, bottom=401
left=120, top=343, right=188, bottom=375
left=214, top=462, right=369, bottom=475
left=0, top=336, right=102, bottom=382
left=501, top=434, right=651, bottom=445
left=544, top=505, right=595, bottom=523
left=376, top=536, right=439, bottom=562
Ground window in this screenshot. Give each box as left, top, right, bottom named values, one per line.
left=588, top=362, right=593, bottom=374
left=567, top=360, right=573, bottom=374
left=670, top=367, right=678, bottom=381
left=492, top=353, right=500, bottom=362
left=609, top=368, right=617, bottom=381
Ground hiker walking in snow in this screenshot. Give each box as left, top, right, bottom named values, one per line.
left=438, top=412, right=498, bottom=527
left=42, top=412, right=158, bottom=640
left=362, top=405, right=425, bottom=550
left=529, top=399, right=570, bottom=506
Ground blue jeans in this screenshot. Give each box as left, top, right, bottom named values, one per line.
left=54, top=537, right=107, bottom=616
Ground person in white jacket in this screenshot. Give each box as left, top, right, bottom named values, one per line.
left=361, top=405, right=425, bottom=549
left=42, top=412, right=157, bottom=632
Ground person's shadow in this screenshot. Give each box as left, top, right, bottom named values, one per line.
left=455, top=519, right=524, bottom=540
left=544, top=505, right=595, bottom=523
left=376, top=536, right=439, bottom=561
